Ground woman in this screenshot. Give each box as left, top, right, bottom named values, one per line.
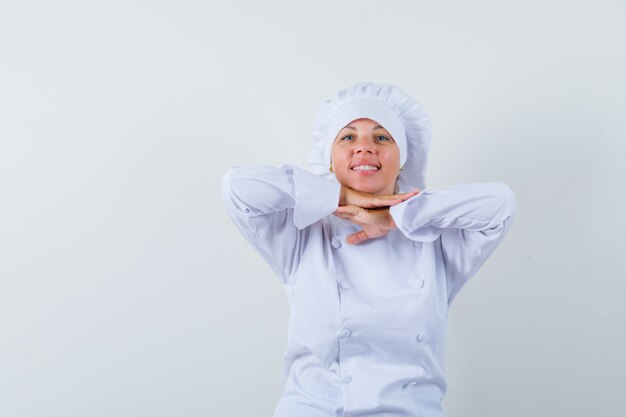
left=222, top=82, right=516, bottom=417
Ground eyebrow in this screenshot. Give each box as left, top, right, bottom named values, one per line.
left=342, top=124, right=385, bottom=131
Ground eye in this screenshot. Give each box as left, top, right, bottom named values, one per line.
left=376, top=135, right=391, bottom=142
left=340, top=134, right=354, bottom=141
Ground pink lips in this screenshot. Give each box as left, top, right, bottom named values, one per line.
left=351, top=159, right=380, bottom=169
left=351, top=164, right=380, bottom=176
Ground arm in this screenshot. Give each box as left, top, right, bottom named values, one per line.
left=221, top=164, right=341, bottom=284
left=389, top=182, right=516, bottom=305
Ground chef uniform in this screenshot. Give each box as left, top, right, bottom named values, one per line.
left=222, top=82, right=516, bottom=417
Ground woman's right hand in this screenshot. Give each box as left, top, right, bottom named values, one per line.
left=339, top=186, right=420, bottom=209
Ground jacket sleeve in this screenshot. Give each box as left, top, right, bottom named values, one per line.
left=389, top=182, right=516, bottom=305
left=221, top=164, right=341, bottom=285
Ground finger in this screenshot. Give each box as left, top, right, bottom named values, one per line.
left=334, top=206, right=366, bottom=226
left=401, top=189, right=421, bottom=198
left=346, top=230, right=370, bottom=245
left=335, top=205, right=361, bottom=216
left=333, top=211, right=355, bottom=221
left=394, top=189, right=421, bottom=201
left=364, top=196, right=403, bottom=208
left=369, top=191, right=419, bottom=206
left=372, top=189, right=421, bottom=207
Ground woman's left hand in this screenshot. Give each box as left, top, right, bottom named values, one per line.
left=332, top=205, right=396, bottom=245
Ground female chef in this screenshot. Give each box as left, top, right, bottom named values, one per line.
left=222, top=82, right=516, bottom=417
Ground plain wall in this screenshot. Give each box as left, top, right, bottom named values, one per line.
left=1, top=1, right=625, bottom=416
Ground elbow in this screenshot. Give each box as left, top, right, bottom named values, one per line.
left=221, top=166, right=248, bottom=209
left=221, top=167, right=236, bottom=203
left=221, top=166, right=267, bottom=216
left=221, top=168, right=232, bottom=194
left=221, top=166, right=249, bottom=199
left=492, top=182, right=516, bottom=223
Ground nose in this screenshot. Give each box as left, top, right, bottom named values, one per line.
left=354, top=140, right=374, bottom=154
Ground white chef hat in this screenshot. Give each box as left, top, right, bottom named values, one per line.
left=309, top=81, right=432, bottom=192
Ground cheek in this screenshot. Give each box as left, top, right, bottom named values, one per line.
left=331, top=149, right=348, bottom=170
left=381, top=150, right=400, bottom=166
left=388, top=150, right=401, bottom=167
left=330, top=144, right=339, bottom=166
left=333, top=160, right=350, bottom=175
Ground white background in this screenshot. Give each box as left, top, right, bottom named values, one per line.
left=1, top=1, right=625, bottom=416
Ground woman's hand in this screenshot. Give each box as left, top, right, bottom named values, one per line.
left=334, top=186, right=420, bottom=244
left=333, top=205, right=397, bottom=245
left=339, top=186, right=420, bottom=209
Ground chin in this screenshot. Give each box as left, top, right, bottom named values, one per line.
left=338, top=175, right=394, bottom=195
left=350, top=182, right=388, bottom=195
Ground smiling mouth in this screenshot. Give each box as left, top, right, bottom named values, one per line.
left=352, top=165, right=379, bottom=171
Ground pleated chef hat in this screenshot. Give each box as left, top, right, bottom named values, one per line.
left=308, top=82, right=432, bottom=192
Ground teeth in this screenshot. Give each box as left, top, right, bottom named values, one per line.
left=353, top=165, right=379, bottom=171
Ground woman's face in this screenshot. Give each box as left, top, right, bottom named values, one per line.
left=331, top=118, right=401, bottom=196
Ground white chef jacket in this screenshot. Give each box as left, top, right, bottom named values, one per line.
left=221, top=164, right=516, bottom=417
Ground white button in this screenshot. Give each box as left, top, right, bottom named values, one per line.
left=337, top=281, right=348, bottom=290
left=414, top=241, right=421, bottom=248
left=341, top=375, right=352, bottom=384
left=415, top=279, right=425, bottom=289
left=416, top=332, right=427, bottom=342
left=340, top=328, right=352, bottom=339
left=331, top=238, right=342, bottom=249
